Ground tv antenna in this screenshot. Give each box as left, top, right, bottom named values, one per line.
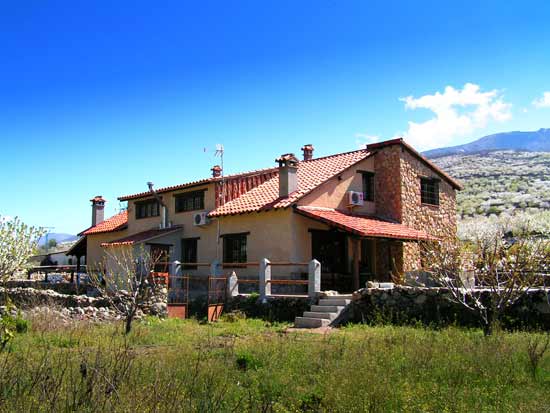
left=214, top=144, right=224, bottom=261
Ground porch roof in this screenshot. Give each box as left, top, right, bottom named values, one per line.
left=101, top=226, right=182, bottom=247
left=295, top=206, right=433, bottom=241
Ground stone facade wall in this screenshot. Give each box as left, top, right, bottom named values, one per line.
left=373, top=145, right=402, bottom=222
left=372, top=145, right=458, bottom=275
left=399, top=150, right=457, bottom=240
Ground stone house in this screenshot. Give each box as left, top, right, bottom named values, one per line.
left=71, top=138, right=461, bottom=293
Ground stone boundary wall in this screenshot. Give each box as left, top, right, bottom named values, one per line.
left=349, top=286, right=550, bottom=330
left=0, top=287, right=167, bottom=317
left=4, top=280, right=87, bottom=295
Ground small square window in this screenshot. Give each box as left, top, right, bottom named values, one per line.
left=420, top=178, right=439, bottom=206
left=223, top=234, right=247, bottom=265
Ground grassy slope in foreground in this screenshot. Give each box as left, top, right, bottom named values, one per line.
left=1, top=317, right=548, bottom=412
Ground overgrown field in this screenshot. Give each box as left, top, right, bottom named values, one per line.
left=1, top=315, right=549, bottom=412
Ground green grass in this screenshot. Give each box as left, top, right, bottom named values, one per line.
left=0, top=316, right=549, bottom=412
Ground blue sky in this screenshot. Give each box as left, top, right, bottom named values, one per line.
left=1, top=1, right=550, bottom=234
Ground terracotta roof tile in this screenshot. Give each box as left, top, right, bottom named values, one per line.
left=101, top=226, right=182, bottom=247
left=295, top=206, right=433, bottom=241
left=209, top=149, right=372, bottom=216
left=80, top=210, right=128, bottom=236
left=118, top=167, right=278, bottom=201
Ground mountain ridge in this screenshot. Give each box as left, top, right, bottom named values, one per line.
left=423, top=128, right=550, bottom=158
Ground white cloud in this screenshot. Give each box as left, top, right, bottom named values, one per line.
left=532, top=91, right=550, bottom=108
left=397, top=83, right=512, bottom=150
left=355, top=133, right=379, bottom=149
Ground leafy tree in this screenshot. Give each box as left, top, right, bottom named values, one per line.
left=0, top=216, right=44, bottom=282
left=47, top=238, right=57, bottom=249
left=0, top=216, right=44, bottom=350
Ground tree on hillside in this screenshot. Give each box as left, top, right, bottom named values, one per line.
left=421, top=223, right=550, bottom=335
left=0, top=216, right=44, bottom=283
left=89, top=245, right=166, bottom=335
left=47, top=238, right=57, bottom=249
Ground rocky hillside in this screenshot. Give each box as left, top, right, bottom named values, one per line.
left=432, top=151, right=550, bottom=237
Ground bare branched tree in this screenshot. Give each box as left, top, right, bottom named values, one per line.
left=420, top=225, right=550, bottom=335
left=89, top=245, right=164, bottom=334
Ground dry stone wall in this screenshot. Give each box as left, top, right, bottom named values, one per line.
left=349, top=286, right=550, bottom=329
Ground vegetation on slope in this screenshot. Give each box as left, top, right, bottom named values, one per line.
left=0, top=316, right=548, bottom=412
left=433, top=151, right=550, bottom=238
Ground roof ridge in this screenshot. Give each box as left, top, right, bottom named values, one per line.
left=300, top=148, right=368, bottom=163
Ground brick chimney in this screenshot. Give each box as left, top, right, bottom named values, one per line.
left=276, top=153, right=299, bottom=198
left=211, top=165, right=222, bottom=178
left=301, top=144, right=314, bottom=161
left=90, top=196, right=106, bottom=227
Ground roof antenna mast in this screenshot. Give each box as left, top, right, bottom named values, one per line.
left=214, top=144, right=225, bottom=261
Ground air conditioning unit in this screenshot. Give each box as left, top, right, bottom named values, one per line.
left=193, top=211, right=210, bottom=226
left=347, top=191, right=364, bottom=207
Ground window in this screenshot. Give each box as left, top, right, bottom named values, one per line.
left=223, top=233, right=248, bottom=265
left=181, top=238, right=198, bottom=270
left=175, top=191, right=205, bottom=213
left=362, top=172, right=375, bottom=202
left=135, top=199, right=160, bottom=219
left=420, top=177, right=439, bottom=206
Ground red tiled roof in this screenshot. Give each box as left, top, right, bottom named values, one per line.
left=118, top=167, right=278, bottom=201
left=101, top=226, right=182, bottom=247
left=366, top=138, right=463, bottom=190
left=80, top=210, right=128, bottom=236
left=295, top=206, right=433, bottom=241
left=209, top=149, right=372, bottom=216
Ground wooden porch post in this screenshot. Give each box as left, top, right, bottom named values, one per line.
left=352, top=238, right=360, bottom=291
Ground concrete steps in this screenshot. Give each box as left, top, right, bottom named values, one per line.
left=294, top=295, right=352, bottom=328
left=303, top=311, right=336, bottom=320
left=318, top=298, right=351, bottom=306
left=310, top=305, right=344, bottom=313
left=294, top=317, right=330, bottom=328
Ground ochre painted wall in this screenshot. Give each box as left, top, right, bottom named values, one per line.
left=86, top=228, right=129, bottom=270
left=298, top=157, right=375, bottom=214
left=88, top=146, right=458, bottom=284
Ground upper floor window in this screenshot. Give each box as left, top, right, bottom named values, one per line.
left=135, top=199, right=160, bottom=219
left=223, top=233, right=248, bottom=265
left=420, top=177, right=439, bottom=206
left=175, top=191, right=205, bottom=213
left=362, top=172, right=375, bottom=202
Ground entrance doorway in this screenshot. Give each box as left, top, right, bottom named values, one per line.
left=311, top=230, right=350, bottom=292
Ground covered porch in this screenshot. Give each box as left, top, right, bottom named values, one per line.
left=295, top=206, right=433, bottom=293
